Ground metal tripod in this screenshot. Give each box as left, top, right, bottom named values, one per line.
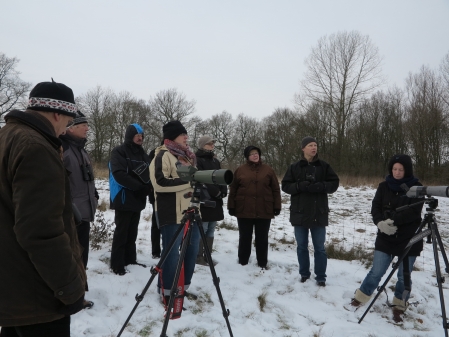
left=117, top=182, right=233, bottom=337
left=358, top=197, right=449, bottom=336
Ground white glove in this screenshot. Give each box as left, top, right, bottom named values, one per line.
left=377, top=219, right=397, bottom=235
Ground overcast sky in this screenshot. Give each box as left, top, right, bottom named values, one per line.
left=2, top=0, right=448, bottom=120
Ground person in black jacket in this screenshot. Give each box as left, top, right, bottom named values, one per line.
left=109, top=124, right=151, bottom=275
left=281, top=136, right=339, bottom=287
left=195, top=135, right=227, bottom=266
left=346, top=154, right=423, bottom=323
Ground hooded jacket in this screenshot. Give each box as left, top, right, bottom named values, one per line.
left=109, top=124, right=151, bottom=212
left=0, top=110, right=86, bottom=326
left=150, top=144, right=193, bottom=227
left=281, top=154, right=339, bottom=227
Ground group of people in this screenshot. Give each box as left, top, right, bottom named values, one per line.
left=0, top=79, right=427, bottom=335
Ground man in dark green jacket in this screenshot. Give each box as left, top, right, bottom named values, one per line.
left=281, top=136, right=339, bottom=287
left=0, top=80, right=86, bottom=337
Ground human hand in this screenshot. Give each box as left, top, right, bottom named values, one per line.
left=296, top=181, right=311, bottom=192
left=377, top=219, right=397, bottom=235
left=307, top=182, right=325, bottom=193
left=228, top=208, right=236, bottom=216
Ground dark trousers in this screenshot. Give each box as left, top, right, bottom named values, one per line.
left=237, top=218, right=271, bottom=267
left=77, top=220, right=91, bottom=269
left=151, top=203, right=161, bottom=256
left=110, top=210, right=141, bottom=271
left=0, top=316, right=70, bottom=337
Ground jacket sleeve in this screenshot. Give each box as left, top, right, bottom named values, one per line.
left=12, top=142, right=84, bottom=304
left=281, top=164, right=299, bottom=195
left=270, top=168, right=282, bottom=210
left=323, top=163, right=339, bottom=194
left=371, top=184, right=384, bottom=225
left=151, top=151, right=189, bottom=193
left=110, top=147, right=145, bottom=191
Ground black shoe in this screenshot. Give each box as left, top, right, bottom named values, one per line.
left=316, top=281, right=326, bottom=287
left=113, top=268, right=127, bottom=276
left=83, top=300, right=94, bottom=309
left=300, top=276, right=309, bottom=283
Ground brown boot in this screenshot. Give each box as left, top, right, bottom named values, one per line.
left=392, top=309, right=404, bottom=323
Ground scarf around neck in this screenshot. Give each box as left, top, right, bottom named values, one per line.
left=385, top=175, right=419, bottom=192
left=164, top=139, right=197, bottom=166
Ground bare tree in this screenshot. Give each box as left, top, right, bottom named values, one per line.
left=0, top=52, right=32, bottom=121
left=149, top=88, right=196, bottom=124
left=299, top=30, right=384, bottom=170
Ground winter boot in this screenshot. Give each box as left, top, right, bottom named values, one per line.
left=205, top=237, right=218, bottom=266
left=344, top=289, right=371, bottom=312
left=196, top=240, right=208, bottom=266
left=392, top=296, right=407, bottom=323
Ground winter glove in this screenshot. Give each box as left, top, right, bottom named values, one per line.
left=94, top=188, right=99, bottom=201
left=228, top=208, right=236, bottom=216
left=58, top=295, right=84, bottom=317
left=377, top=219, right=397, bottom=235
left=296, top=181, right=311, bottom=192
left=307, top=182, right=325, bottom=193
left=273, top=209, right=281, bottom=216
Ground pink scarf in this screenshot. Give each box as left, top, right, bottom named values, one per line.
left=164, top=139, right=197, bottom=167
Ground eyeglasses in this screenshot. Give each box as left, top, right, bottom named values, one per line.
left=66, top=119, right=75, bottom=128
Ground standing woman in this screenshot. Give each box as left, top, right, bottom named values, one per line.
left=346, top=154, right=424, bottom=323
left=195, top=135, right=227, bottom=266
left=227, top=146, right=282, bottom=269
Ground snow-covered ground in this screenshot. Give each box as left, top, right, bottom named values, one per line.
left=72, top=180, right=449, bottom=337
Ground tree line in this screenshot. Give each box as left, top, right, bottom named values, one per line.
left=2, top=31, right=449, bottom=181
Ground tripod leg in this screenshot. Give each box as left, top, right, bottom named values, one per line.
left=430, top=221, right=449, bottom=337
left=117, top=221, right=186, bottom=337
left=196, top=216, right=234, bottom=337
left=433, top=224, right=449, bottom=273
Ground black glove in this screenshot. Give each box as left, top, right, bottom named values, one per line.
left=228, top=208, right=236, bottom=216
left=273, top=209, right=281, bottom=216
left=94, top=189, right=99, bottom=201
left=58, top=295, right=84, bottom=317
left=296, top=181, right=311, bottom=192
left=139, top=184, right=151, bottom=196
left=307, top=182, right=325, bottom=193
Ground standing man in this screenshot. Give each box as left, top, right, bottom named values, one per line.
left=195, top=135, right=227, bottom=266
left=0, top=80, right=86, bottom=336
left=109, top=123, right=151, bottom=276
left=281, top=136, right=339, bottom=287
left=60, top=111, right=98, bottom=309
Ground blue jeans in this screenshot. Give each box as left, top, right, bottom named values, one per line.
left=158, top=223, right=200, bottom=296
left=294, top=226, right=327, bottom=282
left=360, top=250, right=416, bottom=301
left=202, top=221, right=217, bottom=237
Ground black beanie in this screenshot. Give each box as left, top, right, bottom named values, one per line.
left=163, top=120, right=187, bottom=140
left=301, top=136, right=317, bottom=149
left=125, top=123, right=144, bottom=143
left=243, top=145, right=261, bottom=159
left=27, top=79, right=77, bottom=117
left=388, top=154, right=413, bottom=178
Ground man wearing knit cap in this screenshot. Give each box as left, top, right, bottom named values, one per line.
left=281, top=136, right=339, bottom=287
left=60, top=111, right=98, bottom=309
left=109, top=124, right=151, bottom=276
left=150, top=120, right=200, bottom=306
left=0, top=80, right=86, bottom=336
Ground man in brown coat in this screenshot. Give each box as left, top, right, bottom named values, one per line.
left=0, top=80, right=87, bottom=337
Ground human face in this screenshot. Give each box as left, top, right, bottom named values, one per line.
left=392, top=163, right=405, bottom=180
left=203, top=141, right=215, bottom=151
left=302, top=142, right=317, bottom=162
left=57, top=114, right=74, bottom=137
left=173, top=133, right=188, bottom=147
left=133, top=133, right=143, bottom=145
left=248, top=149, right=259, bottom=163
left=68, top=123, right=89, bottom=139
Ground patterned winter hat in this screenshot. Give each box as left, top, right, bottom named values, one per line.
left=27, top=79, right=77, bottom=117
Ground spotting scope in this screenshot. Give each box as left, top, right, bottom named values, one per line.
left=406, top=186, right=449, bottom=198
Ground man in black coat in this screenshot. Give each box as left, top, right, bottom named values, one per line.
left=281, top=136, right=339, bottom=286
left=109, top=124, right=151, bottom=275
left=195, top=135, right=227, bottom=266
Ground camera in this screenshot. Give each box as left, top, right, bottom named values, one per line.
left=305, top=165, right=316, bottom=183
left=177, top=165, right=233, bottom=185
left=81, top=164, right=94, bottom=181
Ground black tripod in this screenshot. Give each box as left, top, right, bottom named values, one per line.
left=117, top=182, right=234, bottom=337
left=358, top=197, right=449, bottom=336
